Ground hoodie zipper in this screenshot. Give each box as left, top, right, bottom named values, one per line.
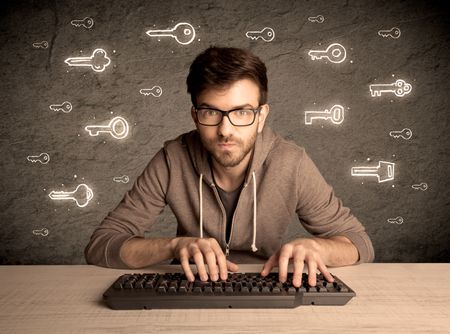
left=210, top=183, right=230, bottom=256
left=226, top=181, right=249, bottom=256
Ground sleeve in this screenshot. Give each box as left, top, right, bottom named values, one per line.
left=84, top=147, right=170, bottom=268
left=295, top=150, right=375, bottom=264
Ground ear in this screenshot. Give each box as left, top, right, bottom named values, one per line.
left=257, top=104, right=270, bottom=133
left=191, top=106, right=198, bottom=124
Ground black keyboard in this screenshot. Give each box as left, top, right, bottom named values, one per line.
left=103, top=271, right=355, bottom=309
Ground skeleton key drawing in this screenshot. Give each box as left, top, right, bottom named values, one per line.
left=351, top=161, right=395, bottom=183
left=245, top=27, right=275, bottom=42
left=370, top=79, right=412, bottom=97
left=308, top=43, right=346, bottom=63
left=64, top=48, right=111, bottom=72
left=412, top=182, right=428, bottom=191
left=27, top=152, right=50, bottom=164
left=48, top=183, right=93, bottom=208
left=33, top=228, right=49, bottom=236
left=49, top=101, right=72, bottom=113
left=308, top=15, right=324, bottom=23
left=70, top=17, right=94, bottom=29
left=389, top=128, right=412, bottom=140
left=387, top=216, right=404, bottom=224
left=305, top=104, right=344, bottom=125
left=113, top=175, right=130, bottom=183
left=33, top=41, right=49, bottom=49
left=146, top=22, right=196, bottom=45
left=378, top=27, right=401, bottom=39
left=140, top=86, right=162, bottom=97
left=85, top=116, right=129, bottom=139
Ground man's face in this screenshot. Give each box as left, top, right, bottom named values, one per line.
left=191, top=78, right=269, bottom=168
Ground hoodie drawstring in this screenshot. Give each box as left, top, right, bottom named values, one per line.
left=198, top=171, right=258, bottom=253
left=199, top=173, right=203, bottom=239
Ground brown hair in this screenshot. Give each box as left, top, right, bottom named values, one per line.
left=186, top=46, right=268, bottom=106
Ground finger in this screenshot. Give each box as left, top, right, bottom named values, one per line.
left=226, top=260, right=239, bottom=272
left=192, top=250, right=208, bottom=281
left=203, top=249, right=219, bottom=281
left=317, top=260, right=334, bottom=282
left=278, top=247, right=292, bottom=283
left=260, top=254, right=277, bottom=276
left=210, top=241, right=229, bottom=280
left=292, top=250, right=305, bottom=287
left=306, top=260, right=318, bottom=286
left=179, top=249, right=195, bottom=282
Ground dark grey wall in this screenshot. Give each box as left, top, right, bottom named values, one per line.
left=1, top=0, right=449, bottom=264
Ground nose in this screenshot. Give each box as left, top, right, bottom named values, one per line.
left=217, top=114, right=234, bottom=137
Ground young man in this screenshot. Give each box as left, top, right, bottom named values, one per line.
left=85, top=46, right=374, bottom=288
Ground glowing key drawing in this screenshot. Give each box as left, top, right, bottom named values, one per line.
left=33, top=228, right=49, bottom=236
left=308, top=15, right=324, bottom=23
left=351, top=161, right=395, bottom=183
left=308, top=43, right=346, bottom=63
left=27, top=152, right=50, bottom=164
left=378, top=27, right=401, bottom=39
left=387, top=216, right=403, bottom=224
left=113, top=175, right=130, bottom=183
left=71, top=17, right=94, bottom=29
left=49, top=101, right=72, bottom=113
left=245, top=27, right=275, bottom=42
left=412, top=182, right=428, bottom=191
left=369, top=79, right=412, bottom=97
left=85, top=116, right=129, bottom=139
left=48, top=183, right=93, bottom=208
left=146, top=22, right=196, bottom=45
left=389, top=128, right=412, bottom=140
left=305, top=104, right=344, bottom=125
left=64, top=48, right=111, bottom=72
left=33, top=41, right=48, bottom=49
left=140, top=86, right=162, bottom=97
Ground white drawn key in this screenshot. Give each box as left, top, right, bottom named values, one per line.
left=49, top=101, right=72, bottom=113
left=146, top=22, right=196, bottom=45
left=85, top=116, right=129, bottom=139
left=113, top=175, right=130, bottom=183
left=387, top=216, right=404, bottom=224
left=33, top=41, right=49, bottom=49
left=32, top=228, right=49, bottom=236
left=70, top=17, right=94, bottom=29
left=27, top=152, right=50, bottom=164
left=305, top=104, right=344, bottom=125
left=370, top=79, right=412, bottom=97
left=48, top=183, right=93, bottom=208
left=308, top=15, right=324, bottom=23
left=412, top=182, right=428, bottom=191
left=389, top=128, right=412, bottom=140
left=308, top=43, right=346, bottom=63
left=140, top=86, right=162, bottom=97
left=245, top=27, right=275, bottom=42
left=64, top=48, right=111, bottom=72
left=378, top=27, right=401, bottom=39
left=351, top=161, right=395, bottom=183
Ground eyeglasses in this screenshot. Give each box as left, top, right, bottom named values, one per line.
left=194, top=105, right=262, bottom=126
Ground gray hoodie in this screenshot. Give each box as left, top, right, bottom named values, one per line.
left=85, top=126, right=375, bottom=268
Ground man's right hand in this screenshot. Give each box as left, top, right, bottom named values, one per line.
left=170, top=237, right=239, bottom=282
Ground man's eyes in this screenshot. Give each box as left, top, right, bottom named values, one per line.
left=235, top=110, right=251, bottom=116
left=199, top=109, right=252, bottom=116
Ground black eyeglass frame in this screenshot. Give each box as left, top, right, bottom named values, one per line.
left=193, top=105, right=262, bottom=127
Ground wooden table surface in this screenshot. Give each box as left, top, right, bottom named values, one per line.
left=0, top=263, right=449, bottom=333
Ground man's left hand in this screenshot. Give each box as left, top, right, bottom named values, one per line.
left=260, top=238, right=335, bottom=287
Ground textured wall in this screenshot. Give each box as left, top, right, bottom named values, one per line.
left=0, top=0, right=449, bottom=264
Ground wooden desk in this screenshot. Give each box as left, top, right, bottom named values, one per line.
left=0, top=264, right=449, bottom=333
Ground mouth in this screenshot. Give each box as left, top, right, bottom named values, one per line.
left=217, top=143, right=235, bottom=149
